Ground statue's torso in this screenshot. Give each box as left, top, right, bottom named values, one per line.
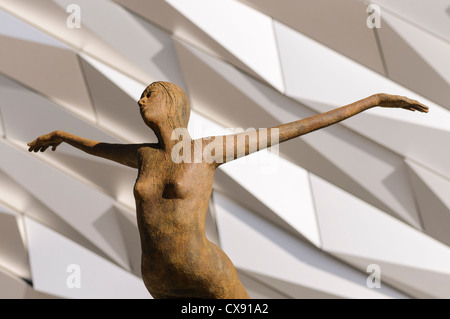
left=133, top=145, right=233, bottom=298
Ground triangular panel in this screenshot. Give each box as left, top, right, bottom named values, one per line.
left=166, top=0, right=284, bottom=92
left=25, top=217, right=150, bottom=299
left=213, top=192, right=401, bottom=298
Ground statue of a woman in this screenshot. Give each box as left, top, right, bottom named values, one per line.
left=27, top=81, right=428, bottom=299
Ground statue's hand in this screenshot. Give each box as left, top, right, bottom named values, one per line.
left=27, top=131, right=63, bottom=152
left=376, top=93, right=429, bottom=113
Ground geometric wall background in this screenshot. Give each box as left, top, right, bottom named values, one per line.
left=0, top=0, right=449, bottom=298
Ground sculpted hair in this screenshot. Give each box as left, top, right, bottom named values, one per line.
left=149, top=81, right=191, bottom=128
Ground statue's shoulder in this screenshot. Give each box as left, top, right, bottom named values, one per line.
left=136, top=143, right=162, bottom=159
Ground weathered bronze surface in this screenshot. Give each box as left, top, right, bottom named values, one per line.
left=27, top=82, right=428, bottom=299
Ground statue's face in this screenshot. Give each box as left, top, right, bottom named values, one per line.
left=138, top=84, right=167, bottom=125
left=138, top=82, right=190, bottom=130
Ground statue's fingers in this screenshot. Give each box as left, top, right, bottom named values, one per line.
left=408, top=98, right=428, bottom=112
left=40, top=146, right=49, bottom=152
left=410, top=102, right=427, bottom=113
left=27, top=139, right=43, bottom=152
left=29, top=143, right=39, bottom=152
left=418, top=103, right=429, bottom=113
left=52, top=144, right=58, bottom=151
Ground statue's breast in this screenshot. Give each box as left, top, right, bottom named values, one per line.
left=162, top=180, right=189, bottom=199
left=133, top=175, right=156, bottom=200
left=133, top=147, right=215, bottom=202
left=133, top=165, right=193, bottom=201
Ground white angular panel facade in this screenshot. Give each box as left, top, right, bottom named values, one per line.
left=25, top=217, right=150, bottom=299
left=0, top=0, right=448, bottom=299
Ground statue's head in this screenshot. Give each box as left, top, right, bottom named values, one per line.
left=138, top=81, right=191, bottom=129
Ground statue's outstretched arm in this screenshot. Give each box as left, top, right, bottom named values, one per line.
left=27, top=131, right=140, bottom=169
left=214, top=93, right=428, bottom=166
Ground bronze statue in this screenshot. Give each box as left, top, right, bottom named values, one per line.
left=27, top=81, right=428, bottom=299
